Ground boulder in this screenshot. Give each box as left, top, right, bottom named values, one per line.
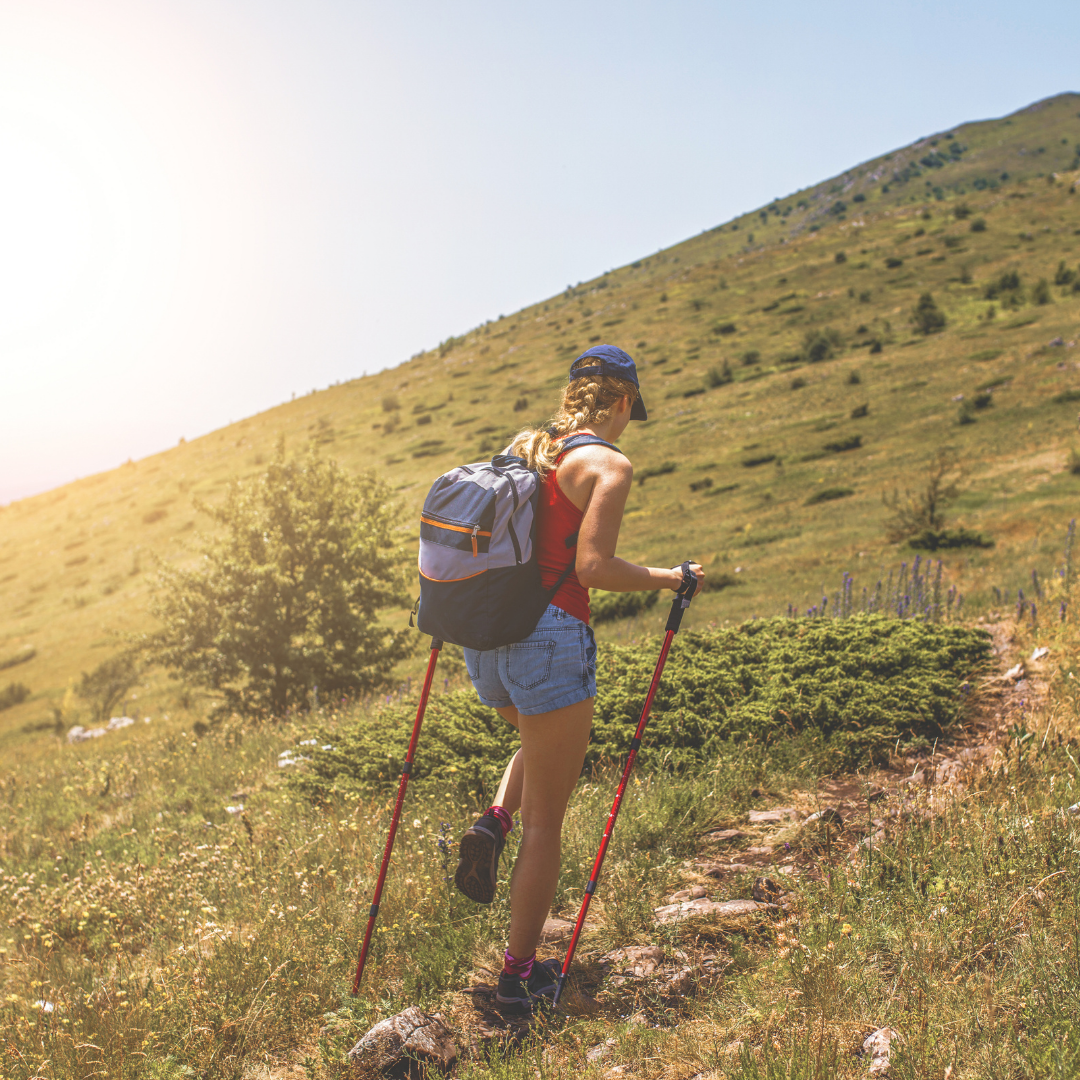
left=747, top=807, right=800, bottom=825
left=540, top=917, right=574, bottom=943
left=654, top=897, right=774, bottom=924
left=586, top=1037, right=617, bottom=1062
left=752, top=877, right=784, bottom=904
left=663, top=966, right=695, bottom=995
left=347, top=1007, right=456, bottom=1074
left=861, top=1026, right=901, bottom=1075
left=668, top=885, right=707, bottom=903
left=703, top=828, right=747, bottom=843
left=701, top=862, right=758, bottom=877
left=604, top=945, right=664, bottom=977
left=67, top=725, right=107, bottom=744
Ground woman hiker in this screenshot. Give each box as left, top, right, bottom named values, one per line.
left=453, top=344, right=704, bottom=1011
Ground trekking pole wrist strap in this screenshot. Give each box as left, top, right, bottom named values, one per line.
left=665, top=559, right=697, bottom=633
left=676, top=560, right=696, bottom=600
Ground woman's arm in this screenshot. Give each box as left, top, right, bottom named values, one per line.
left=566, top=448, right=703, bottom=594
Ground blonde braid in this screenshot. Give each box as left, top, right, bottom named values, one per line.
left=508, top=359, right=640, bottom=478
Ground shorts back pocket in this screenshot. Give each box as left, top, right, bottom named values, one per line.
left=504, top=639, right=556, bottom=691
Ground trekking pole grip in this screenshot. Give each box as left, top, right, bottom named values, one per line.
left=665, top=559, right=697, bottom=633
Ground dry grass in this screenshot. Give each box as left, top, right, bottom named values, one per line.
left=2, top=598, right=1079, bottom=1078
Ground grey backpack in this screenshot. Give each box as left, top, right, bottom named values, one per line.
left=415, top=434, right=619, bottom=650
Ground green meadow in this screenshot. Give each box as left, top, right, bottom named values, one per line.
left=2, top=91, right=1080, bottom=1080
left=4, top=95, right=1080, bottom=758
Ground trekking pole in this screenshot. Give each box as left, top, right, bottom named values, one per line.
left=552, top=563, right=697, bottom=1008
left=351, top=637, right=443, bottom=994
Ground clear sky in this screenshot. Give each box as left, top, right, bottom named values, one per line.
left=1, top=0, right=1078, bottom=504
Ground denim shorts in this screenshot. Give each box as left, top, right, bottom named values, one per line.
left=464, top=605, right=597, bottom=715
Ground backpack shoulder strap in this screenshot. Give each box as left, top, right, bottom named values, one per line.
left=554, top=432, right=624, bottom=457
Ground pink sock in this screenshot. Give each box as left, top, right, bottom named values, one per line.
left=502, top=948, right=535, bottom=978
left=487, top=805, right=513, bottom=838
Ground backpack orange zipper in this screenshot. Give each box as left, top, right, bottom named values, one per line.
left=420, top=515, right=490, bottom=556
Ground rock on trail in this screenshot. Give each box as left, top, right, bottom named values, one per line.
left=347, top=1007, right=456, bottom=1075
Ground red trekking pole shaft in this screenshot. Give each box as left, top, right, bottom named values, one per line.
left=351, top=637, right=442, bottom=994
left=553, top=564, right=697, bottom=1008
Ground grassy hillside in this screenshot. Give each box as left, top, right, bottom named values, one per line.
left=2, top=92, right=1080, bottom=756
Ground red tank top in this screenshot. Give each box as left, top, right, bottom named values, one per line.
left=537, top=449, right=590, bottom=624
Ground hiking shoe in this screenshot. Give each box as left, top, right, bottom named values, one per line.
left=495, top=958, right=560, bottom=1013
left=454, top=814, right=505, bottom=904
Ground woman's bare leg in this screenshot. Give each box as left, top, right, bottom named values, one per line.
left=492, top=707, right=523, bottom=815
left=507, top=697, right=594, bottom=959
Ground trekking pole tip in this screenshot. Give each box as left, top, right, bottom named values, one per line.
left=552, top=972, right=568, bottom=1008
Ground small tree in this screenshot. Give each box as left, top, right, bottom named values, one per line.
left=77, top=651, right=141, bottom=724
left=912, top=292, right=946, bottom=334
left=882, top=449, right=963, bottom=542
left=145, top=445, right=414, bottom=719
left=707, top=361, right=733, bottom=387
left=803, top=327, right=843, bottom=363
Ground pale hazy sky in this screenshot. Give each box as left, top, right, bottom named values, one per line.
left=2, top=0, right=1078, bottom=503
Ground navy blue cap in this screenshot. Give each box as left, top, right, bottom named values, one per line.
left=569, top=344, right=648, bottom=421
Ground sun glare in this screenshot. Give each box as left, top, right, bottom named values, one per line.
left=0, top=110, right=103, bottom=341
left=0, top=75, right=181, bottom=358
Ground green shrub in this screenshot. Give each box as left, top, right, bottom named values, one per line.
left=851, top=403, right=869, bottom=418
left=741, top=350, right=761, bottom=366
left=834, top=251, right=847, bottom=263
left=0, top=681, right=29, bottom=711
left=885, top=257, right=904, bottom=269
left=958, top=401, right=977, bottom=424
left=970, top=217, right=987, bottom=232
left=1054, top=261, right=1076, bottom=286
left=381, top=394, right=400, bottom=413
left=712, top=321, right=738, bottom=336
left=77, top=652, right=140, bottom=725
left=700, top=571, right=739, bottom=592
left=908, top=528, right=995, bottom=551
left=0, top=645, right=35, bottom=671
left=823, top=434, right=862, bottom=453
left=912, top=292, right=947, bottom=334
left=803, top=328, right=842, bottom=363
left=292, top=617, right=992, bottom=794
left=590, top=588, right=661, bottom=624
left=984, top=270, right=1021, bottom=300
left=1032, top=278, right=1052, bottom=305
left=1069, top=448, right=1080, bottom=475
left=707, top=362, right=733, bottom=387
left=637, top=461, right=677, bottom=486
left=412, top=438, right=445, bottom=457
left=805, top=486, right=853, bottom=505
